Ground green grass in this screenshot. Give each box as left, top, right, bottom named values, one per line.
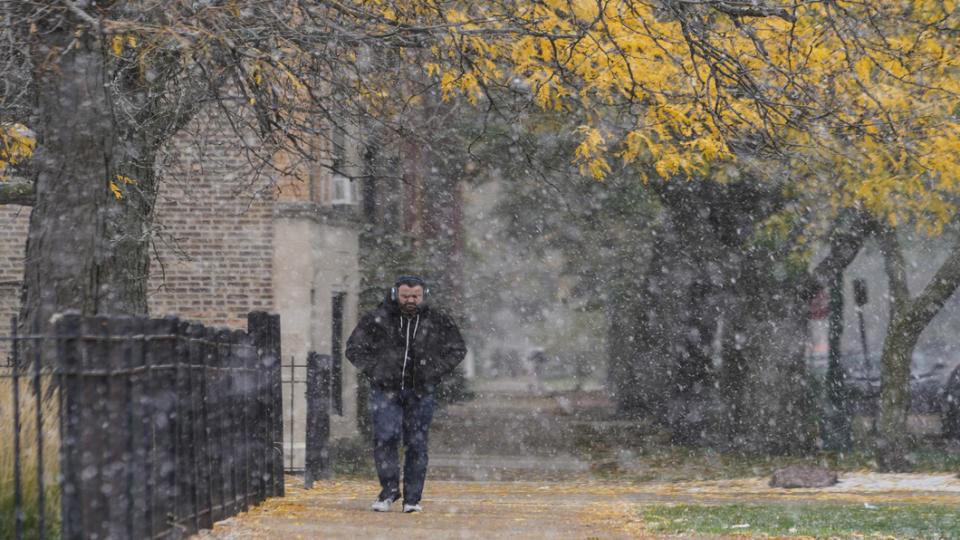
left=604, top=445, right=960, bottom=482
left=640, top=503, right=959, bottom=539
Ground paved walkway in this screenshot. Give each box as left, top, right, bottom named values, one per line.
left=194, top=478, right=646, bottom=539
left=194, top=473, right=960, bottom=539
left=194, top=380, right=960, bottom=539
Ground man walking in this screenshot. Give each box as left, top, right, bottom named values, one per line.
left=346, top=276, right=467, bottom=513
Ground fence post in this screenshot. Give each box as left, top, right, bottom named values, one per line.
left=128, top=316, right=151, bottom=540
left=269, top=314, right=284, bottom=497
left=81, top=316, right=114, bottom=539
left=30, top=316, right=47, bottom=540
left=304, top=352, right=331, bottom=488
left=233, top=329, right=257, bottom=512
left=57, top=311, right=83, bottom=540
left=204, top=325, right=226, bottom=524
left=186, top=322, right=213, bottom=529
left=147, top=316, right=181, bottom=535
left=103, top=316, right=133, bottom=540
left=248, top=311, right=284, bottom=498
left=174, top=320, right=198, bottom=536
left=58, top=314, right=124, bottom=539
left=139, top=318, right=159, bottom=539
left=237, top=325, right=264, bottom=506
left=11, top=316, right=23, bottom=539
left=218, top=328, right=238, bottom=517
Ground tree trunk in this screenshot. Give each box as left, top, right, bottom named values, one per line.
left=736, top=291, right=813, bottom=453
left=875, top=224, right=920, bottom=472
left=607, top=293, right=648, bottom=417
left=649, top=177, right=813, bottom=450
left=20, top=30, right=155, bottom=338
left=615, top=219, right=685, bottom=422
left=645, top=181, right=868, bottom=452
left=668, top=273, right=719, bottom=445
left=876, top=317, right=917, bottom=471
left=875, top=223, right=960, bottom=471
left=719, top=301, right=749, bottom=439
left=715, top=244, right=815, bottom=453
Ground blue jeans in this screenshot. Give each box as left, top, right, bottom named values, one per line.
left=370, top=389, right=435, bottom=505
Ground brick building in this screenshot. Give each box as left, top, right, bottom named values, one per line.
left=0, top=106, right=363, bottom=470
left=0, top=206, right=28, bottom=332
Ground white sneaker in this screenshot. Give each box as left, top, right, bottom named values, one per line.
left=371, top=498, right=394, bottom=512
left=402, top=503, right=422, bottom=513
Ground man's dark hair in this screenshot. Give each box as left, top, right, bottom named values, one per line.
left=394, top=276, right=427, bottom=288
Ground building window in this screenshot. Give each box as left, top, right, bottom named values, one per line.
left=329, top=125, right=357, bottom=206
left=330, top=173, right=357, bottom=206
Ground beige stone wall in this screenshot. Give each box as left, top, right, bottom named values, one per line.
left=273, top=204, right=361, bottom=469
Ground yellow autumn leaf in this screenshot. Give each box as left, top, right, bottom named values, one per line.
left=854, top=57, right=873, bottom=83
left=0, top=123, right=36, bottom=179
left=110, top=180, right=123, bottom=199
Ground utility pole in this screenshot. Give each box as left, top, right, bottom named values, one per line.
left=852, top=278, right=870, bottom=374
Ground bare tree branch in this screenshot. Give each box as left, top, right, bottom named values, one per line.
left=60, top=0, right=101, bottom=29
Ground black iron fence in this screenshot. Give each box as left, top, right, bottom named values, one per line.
left=1, top=311, right=285, bottom=540
left=304, top=351, right=331, bottom=488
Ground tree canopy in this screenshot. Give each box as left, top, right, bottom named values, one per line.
left=405, top=0, right=960, bottom=233
left=5, top=1, right=959, bottom=230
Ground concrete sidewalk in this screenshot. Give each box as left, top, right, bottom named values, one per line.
left=194, top=381, right=960, bottom=539
left=193, top=473, right=960, bottom=539
left=194, top=478, right=648, bottom=539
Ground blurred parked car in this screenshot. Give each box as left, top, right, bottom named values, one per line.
left=942, top=363, right=960, bottom=440
left=809, top=351, right=960, bottom=418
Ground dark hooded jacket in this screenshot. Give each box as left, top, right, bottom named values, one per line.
left=345, top=293, right=466, bottom=395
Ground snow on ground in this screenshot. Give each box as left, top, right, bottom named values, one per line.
left=669, top=471, right=960, bottom=507
left=827, top=472, right=960, bottom=492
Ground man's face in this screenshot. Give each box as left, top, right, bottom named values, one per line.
left=396, top=284, right=424, bottom=314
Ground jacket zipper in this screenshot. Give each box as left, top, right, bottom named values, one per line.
left=400, top=314, right=419, bottom=391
